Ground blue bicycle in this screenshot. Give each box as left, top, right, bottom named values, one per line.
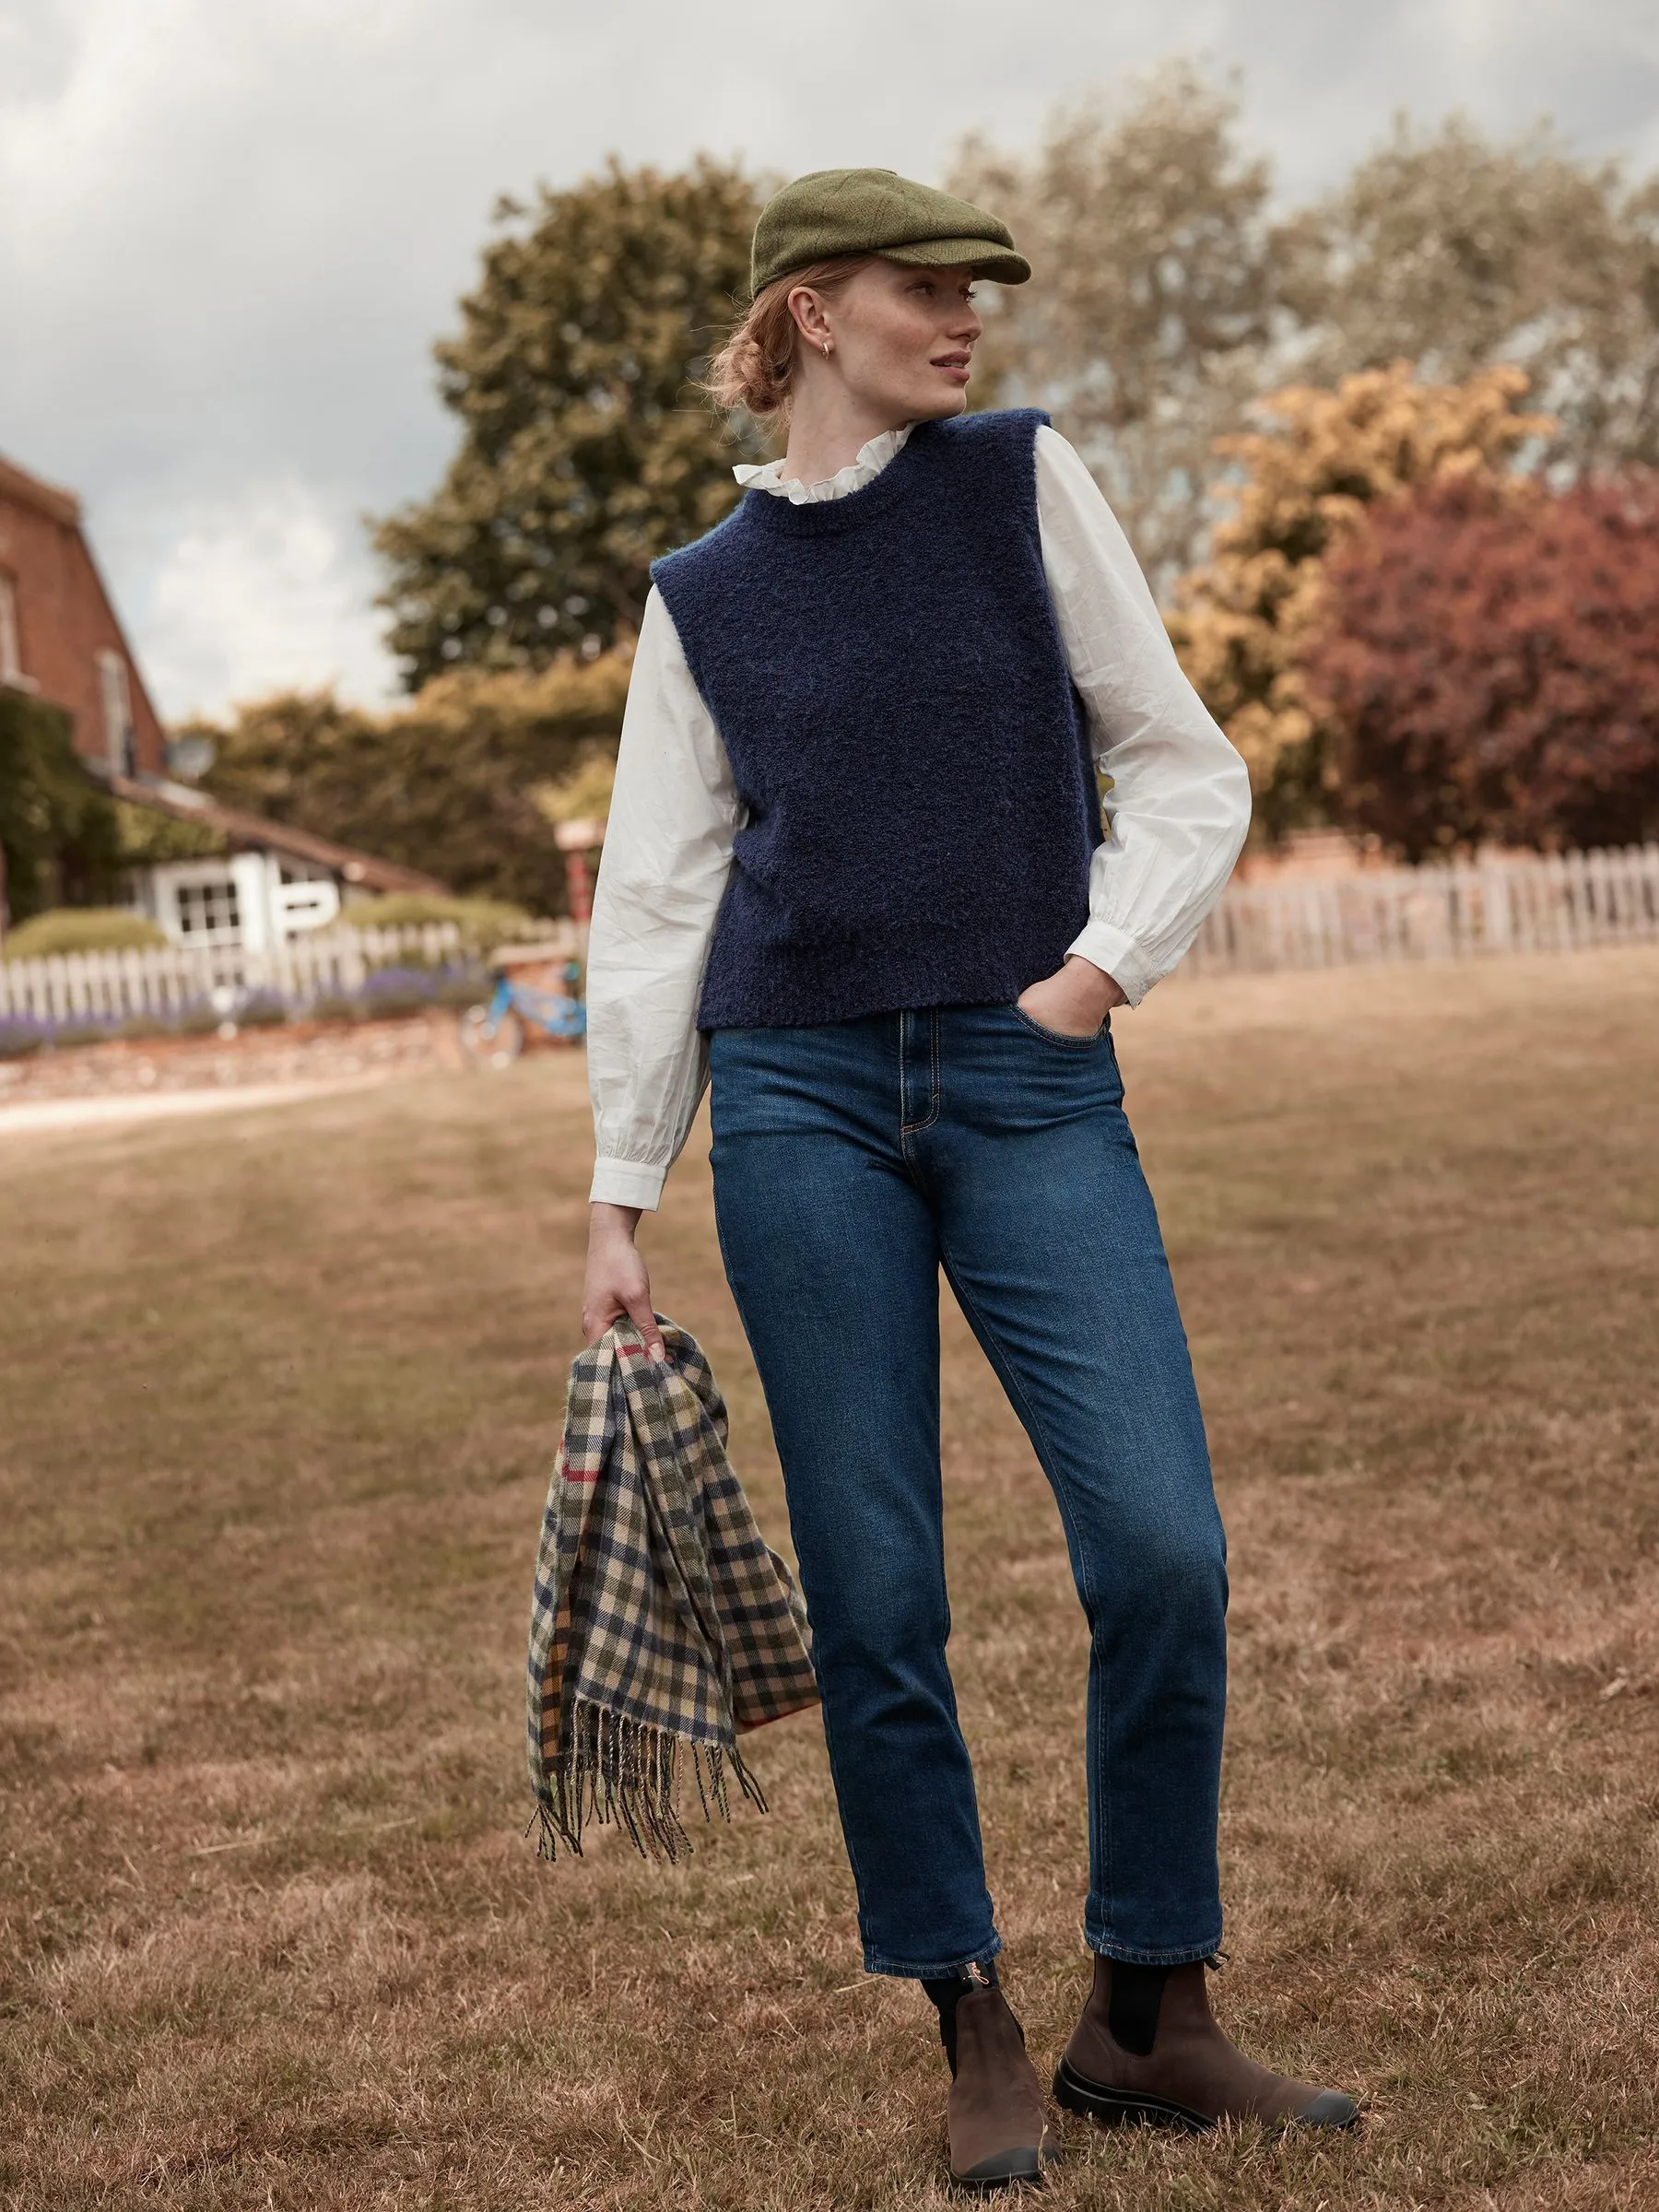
left=459, top=958, right=586, bottom=1067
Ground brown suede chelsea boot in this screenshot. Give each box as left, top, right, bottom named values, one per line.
left=1053, top=1956, right=1359, bottom=2135
left=931, top=1971, right=1058, bottom=2192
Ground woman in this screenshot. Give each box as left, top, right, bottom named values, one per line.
left=580, top=168, right=1359, bottom=2190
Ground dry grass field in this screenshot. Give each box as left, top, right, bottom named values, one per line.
left=3, top=947, right=1657, bottom=2211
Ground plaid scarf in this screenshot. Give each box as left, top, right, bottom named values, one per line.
left=527, top=1313, right=818, bottom=1861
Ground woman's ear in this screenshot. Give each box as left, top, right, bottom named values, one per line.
left=787, top=285, right=831, bottom=352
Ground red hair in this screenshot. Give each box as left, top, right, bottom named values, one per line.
left=703, top=255, right=880, bottom=419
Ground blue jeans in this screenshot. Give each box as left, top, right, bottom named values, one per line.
left=706, top=1001, right=1228, bottom=1978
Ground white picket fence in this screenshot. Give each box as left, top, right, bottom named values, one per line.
left=2, top=849, right=1654, bottom=1029
left=0, top=921, right=475, bottom=1029
left=1182, top=842, right=1659, bottom=979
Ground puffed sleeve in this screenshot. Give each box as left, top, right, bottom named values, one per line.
left=584, top=586, right=743, bottom=1208
left=1034, top=424, right=1251, bottom=1005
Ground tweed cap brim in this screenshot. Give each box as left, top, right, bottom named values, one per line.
left=748, top=167, right=1031, bottom=299
left=881, top=237, right=1032, bottom=285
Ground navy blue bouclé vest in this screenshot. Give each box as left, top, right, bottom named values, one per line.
left=650, top=406, right=1103, bottom=1032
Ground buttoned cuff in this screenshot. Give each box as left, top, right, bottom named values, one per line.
left=589, top=1157, right=669, bottom=1210
left=1064, top=920, right=1155, bottom=1008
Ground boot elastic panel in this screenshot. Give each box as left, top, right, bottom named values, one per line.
left=1105, top=1961, right=1166, bottom=2056
left=925, top=1962, right=999, bottom=2077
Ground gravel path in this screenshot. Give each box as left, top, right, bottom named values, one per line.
left=0, top=1076, right=390, bottom=1136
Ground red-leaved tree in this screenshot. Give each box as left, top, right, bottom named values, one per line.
left=1305, top=475, right=1659, bottom=857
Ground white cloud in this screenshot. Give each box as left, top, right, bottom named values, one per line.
left=2, top=0, right=1655, bottom=722
left=140, top=481, right=395, bottom=720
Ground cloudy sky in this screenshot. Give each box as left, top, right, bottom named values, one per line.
left=4, top=0, right=1657, bottom=721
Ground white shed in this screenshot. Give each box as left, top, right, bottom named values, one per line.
left=100, top=768, right=448, bottom=949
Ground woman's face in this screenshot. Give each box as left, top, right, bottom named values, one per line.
left=791, top=258, right=985, bottom=423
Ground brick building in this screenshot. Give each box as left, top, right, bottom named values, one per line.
left=0, top=451, right=166, bottom=781
left=0, top=448, right=442, bottom=944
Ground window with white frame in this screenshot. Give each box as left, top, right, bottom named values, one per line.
left=172, top=876, right=240, bottom=937
left=0, top=574, right=20, bottom=685
left=171, top=874, right=241, bottom=941
left=145, top=861, right=252, bottom=948
left=96, top=647, right=134, bottom=773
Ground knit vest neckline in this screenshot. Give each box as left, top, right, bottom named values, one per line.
left=738, top=418, right=941, bottom=536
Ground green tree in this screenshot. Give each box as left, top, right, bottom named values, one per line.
left=1278, top=114, right=1659, bottom=476
left=0, top=693, right=122, bottom=930
left=372, top=157, right=764, bottom=688
left=949, top=61, right=1282, bottom=588
left=190, top=651, right=631, bottom=915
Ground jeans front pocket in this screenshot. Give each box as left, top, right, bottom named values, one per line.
left=1007, top=1001, right=1112, bottom=1049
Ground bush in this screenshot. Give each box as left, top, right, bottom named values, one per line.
left=48, top=1020, right=118, bottom=1051
left=3, top=908, right=166, bottom=961
left=337, top=963, right=486, bottom=1022
left=0, top=693, right=124, bottom=924
left=299, top=961, right=483, bottom=1026
left=0, top=965, right=484, bottom=1060
left=0, top=1016, right=52, bottom=1059
left=1307, top=475, right=1659, bottom=856
left=341, top=894, right=539, bottom=958
left=358, top=966, right=443, bottom=1021
left=192, top=653, right=629, bottom=917
left=0, top=1001, right=244, bottom=1054
left=429, top=971, right=490, bottom=1010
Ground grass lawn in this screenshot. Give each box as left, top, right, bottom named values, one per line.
left=3, top=946, right=1656, bottom=2210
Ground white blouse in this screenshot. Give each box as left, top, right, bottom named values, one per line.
left=585, top=419, right=1252, bottom=1211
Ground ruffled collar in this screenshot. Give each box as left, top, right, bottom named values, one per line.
left=734, top=422, right=916, bottom=503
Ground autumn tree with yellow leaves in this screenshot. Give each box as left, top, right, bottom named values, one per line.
left=1165, top=361, right=1553, bottom=836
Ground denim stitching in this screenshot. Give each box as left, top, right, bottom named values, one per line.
left=900, top=1007, right=941, bottom=1135
left=1009, top=1003, right=1111, bottom=1049
left=1084, top=1934, right=1224, bottom=1968
left=865, top=1929, right=1005, bottom=1980
left=935, top=1247, right=1116, bottom=1949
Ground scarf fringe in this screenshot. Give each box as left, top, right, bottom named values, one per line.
left=530, top=1700, right=768, bottom=1864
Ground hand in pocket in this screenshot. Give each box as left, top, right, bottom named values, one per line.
left=1015, top=956, right=1125, bottom=1038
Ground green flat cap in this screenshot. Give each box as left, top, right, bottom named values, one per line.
left=749, top=166, right=1031, bottom=298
